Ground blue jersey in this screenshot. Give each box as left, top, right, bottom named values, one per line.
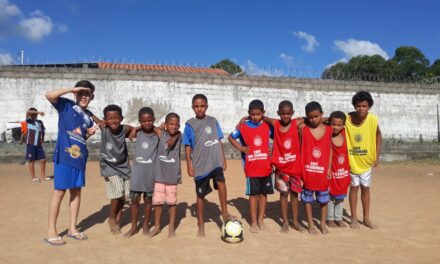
left=52, top=97, right=94, bottom=171
left=24, top=118, right=45, bottom=146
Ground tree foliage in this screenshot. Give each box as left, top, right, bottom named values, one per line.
left=211, top=59, right=244, bottom=75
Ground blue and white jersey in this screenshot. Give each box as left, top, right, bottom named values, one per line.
left=52, top=97, right=94, bottom=171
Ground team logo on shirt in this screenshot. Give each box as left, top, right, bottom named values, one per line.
left=101, top=153, right=116, bottom=163
left=65, top=144, right=83, bottom=159
left=142, top=142, right=149, bottom=149
left=253, top=136, right=262, bottom=147
left=283, top=139, right=292, bottom=150
left=205, top=126, right=212, bottom=134
left=106, top=142, right=113, bottom=150
left=135, top=157, right=152, bottom=164
left=312, top=147, right=322, bottom=159
left=337, top=154, right=345, bottom=165
left=354, top=133, right=363, bottom=143
left=159, top=156, right=176, bottom=163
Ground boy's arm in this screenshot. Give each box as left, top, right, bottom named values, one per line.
left=220, top=140, right=227, bottom=171
left=228, top=134, right=249, bottom=153
left=262, top=116, right=276, bottom=127
left=128, top=126, right=141, bottom=141
left=26, top=109, right=45, bottom=117
left=20, top=131, right=27, bottom=144
left=91, top=115, right=105, bottom=128
left=45, top=87, right=91, bottom=104
left=327, top=145, right=333, bottom=179
left=185, top=145, right=195, bottom=177
left=374, top=126, right=382, bottom=167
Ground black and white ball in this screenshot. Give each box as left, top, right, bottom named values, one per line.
left=221, top=220, right=244, bottom=243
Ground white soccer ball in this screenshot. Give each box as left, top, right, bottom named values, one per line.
left=221, top=220, right=244, bottom=244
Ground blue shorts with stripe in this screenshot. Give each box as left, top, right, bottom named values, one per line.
left=301, top=188, right=330, bottom=204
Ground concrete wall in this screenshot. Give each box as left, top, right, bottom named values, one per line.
left=1, top=67, right=439, bottom=141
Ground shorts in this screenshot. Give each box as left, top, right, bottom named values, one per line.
left=25, top=145, right=46, bottom=161
left=301, top=188, right=330, bottom=204
left=246, top=175, right=274, bottom=196
left=195, top=167, right=225, bottom=198
left=331, top=194, right=347, bottom=200
left=104, top=175, right=130, bottom=199
left=54, top=163, right=85, bottom=190
left=129, top=191, right=153, bottom=201
left=153, top=182, right=177, bottom=205
left=350, top=168, right=372, bottom=187
left=275, top=170, right=302, bottom=194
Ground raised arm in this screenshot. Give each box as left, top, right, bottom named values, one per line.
left=45, top=87, right=92, bottom=104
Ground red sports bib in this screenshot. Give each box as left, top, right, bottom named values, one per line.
left=271, top=120, right=302, bottom=177
left=330, top=129, right=351, bottom=196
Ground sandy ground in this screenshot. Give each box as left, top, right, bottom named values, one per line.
left=1, top=160, right=440, bottom=264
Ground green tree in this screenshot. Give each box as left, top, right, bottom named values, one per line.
left=391, top=46, right=429, bottom=80
left=211, top=59, right=244, bottom=75
left=426, top=59, right=440, bottom=78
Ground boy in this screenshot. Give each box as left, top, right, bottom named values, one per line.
left=99, top=104, right=135, bottom=235
left=125, top=107, right=159, bottom=237
left=262, top=100, right=304, bottom=233
left=301, top=101, right=332, bottom=235
left=20, top=108, right=48, bottom=182
left=326, top=111, right=351, bottom=228
left=228, top=99, right=273, bottom=233
left=184, top=94, right=234, bottom=237
left=150, top=113, right=182, bottom=238
left=346, top=91, right=382, bottom=229
left=44, top=80, right=99, bottom=246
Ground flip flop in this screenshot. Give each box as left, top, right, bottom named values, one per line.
left=31, top=178, right=41, bottom=183
left=44, top=236, right=66, bottom=246
left=67, top=232, right=88, bottom=240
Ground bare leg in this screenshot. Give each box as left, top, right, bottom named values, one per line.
left=249, top=195, right=259, bottom=233
left=29, top=161, right=37, bottom=181
left=168, top=205, right=176, bottom=238
left=304, top=203, right=318, bottom=235
left=280, top=193, right=289, bottom=233
left=217, top=181, right=236, bottom=221
left=108, top=198, right=122, bottom=234
left=257, top=194, right=267, bottom=231
left=349, top=186, right=360, bottom=229
left=361, top=186, right=376, bottom=229
left=46, top=189, right=66, bottom=244
left=142, top=197, right=153, bottom=235
left=319, top=203, right=329, bottom=234
left=290, top=192, right=304, bottom=232
left=68, top=188, right=85, bottom=238
left=39, top=159, right=46, bottom=180
left=124, top=195, right=140, bottom=237
left=196, top=197, right=205, bottom=237
left=149, top=205, right=162, bottom=237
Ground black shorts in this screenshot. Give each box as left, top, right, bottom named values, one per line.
left=195, top=167, right=225, bottom=198
left=246, top=175, right=274, bottom=196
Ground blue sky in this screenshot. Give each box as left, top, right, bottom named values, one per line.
left=1, top=0, right=439, bottom=76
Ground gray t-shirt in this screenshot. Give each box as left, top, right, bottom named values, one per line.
left=100, top=125, right=131, bottom=179
left=154, top=131, right=181, bottom=185
left=130, top=131, right=158, bottom=193
left=186, top=116, right=223, bottom=177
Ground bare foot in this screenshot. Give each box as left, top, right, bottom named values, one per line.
left=319, top=224, right=330, bottom=235
left=123, top=227, right=138, bottom=237
left=249, top=224, right=259, bottom=233
left=108, top=219, right=120, bottom=234
left=292, top=222, right=305, bottom=232
left=258, top=221, right=267, bottom=231
left=363, top=219, right=377, bottom=229
left=280, top=222, right=289, bottom=233
left=168, top=229, right=176, bottom=238
left=336, top=220, right=347, bottom=228
left=197, top=226, right=206, bottom=237
left=326, top=220, right=338, bottom=228
left=350, top=218, right=360, bottom=229
left=307, top=224, right=319, bottom=235
left=148, top=226, right=160, bottom=238
left=142, top=225, right=150, bottom=235
left=222, top=213, right=238, bottom=222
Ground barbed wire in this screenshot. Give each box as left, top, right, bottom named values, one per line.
left=1, top=60, right=439, bottom=84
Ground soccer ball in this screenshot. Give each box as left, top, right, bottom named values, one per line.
left=221, top=220, right=244, bottom=244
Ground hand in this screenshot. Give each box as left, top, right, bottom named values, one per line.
left=373, top=159, right=379, bottom=168
left=239, top=146, right=249, bottom=153
left=327, top=170, right=332, bottom=180
left=187, top=164, right=195, bottom=177
left=159, top=122, right=165, bottom=130
left=38, top=111, right=45, bottom=117
left=87, top=125, right=99, bottom=137
left=128, top=127, right=139, bottom=142
left=223, top=160, right=227, bottom=171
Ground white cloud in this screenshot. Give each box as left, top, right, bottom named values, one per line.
left=325, top=58, right=348, bottom=69
left=279, top=53, right=294, bottom=67
left=0, top=52, right=14, bottom=65
left=243, top=60, right=283, bottom=77
left=19, top=10, right=53, bottom=41
left=0, top=0, right=21, bottom=19
left=334, top=38, right=389, bottom=60
left=293, top=31, right=319, bottom=52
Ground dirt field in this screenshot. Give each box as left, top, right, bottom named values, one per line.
left=1, top=160, right=439, bottom=264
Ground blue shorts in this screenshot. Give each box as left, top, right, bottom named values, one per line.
left=54, top=163, right=85, bottom=190
left=301, top=188, right=330, bottom=204
left=331, top=194, right=347, bottom=200
left=25, top=145, right=46, bottom=161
